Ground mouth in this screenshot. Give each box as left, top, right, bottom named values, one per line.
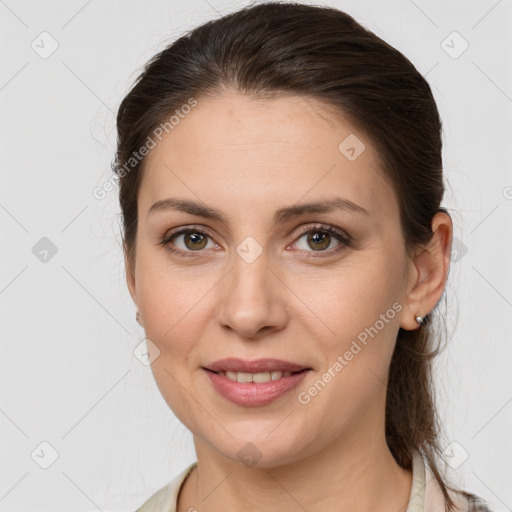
left=202, top=365, right=312, bottom=407
left=202, top=367, right=309, bottom=383
left=201, top=357, right=312, bottom=384
left=201, top=358, right=313, bottom=407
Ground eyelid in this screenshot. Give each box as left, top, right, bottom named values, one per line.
left=290, top=223, right=352, bottom=244
left=164, top=224, right=217, bottom=240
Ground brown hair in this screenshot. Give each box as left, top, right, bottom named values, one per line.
left=113, top=2, right=489, bottom=510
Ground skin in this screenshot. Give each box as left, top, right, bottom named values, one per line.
left=125, top=90, right=452, bottom=512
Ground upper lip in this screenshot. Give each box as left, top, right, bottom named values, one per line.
left=203, top=358, right=310, bottom=373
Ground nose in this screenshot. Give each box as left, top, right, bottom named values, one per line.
left=216, top=250, right=288, bottom=339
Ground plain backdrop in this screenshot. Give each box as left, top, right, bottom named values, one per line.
left=0, top=0, right=511, bottom=510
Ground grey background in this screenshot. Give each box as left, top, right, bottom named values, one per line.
left=0, top=0, right=511, bottom=510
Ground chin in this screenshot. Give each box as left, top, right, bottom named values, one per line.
left=203, top=428, right=311, bottom=469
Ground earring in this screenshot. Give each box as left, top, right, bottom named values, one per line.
left=136, top=311, right=143, bottom=326
left=415, top=315, right=424, bottom=325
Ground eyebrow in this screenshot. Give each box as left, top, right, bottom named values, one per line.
left=148, top=196, right=369, bottom=225
left=148, top=197, right=370, bottom=225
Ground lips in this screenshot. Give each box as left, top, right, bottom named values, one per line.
left=204, top=366, right=311, bottom=406
left=203, top=357, right=311, bottom=374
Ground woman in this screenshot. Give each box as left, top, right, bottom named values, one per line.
left=113, top=2, right=491, bottom=511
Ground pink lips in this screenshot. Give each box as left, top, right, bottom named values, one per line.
left=202, top=358, right=311, bottom=407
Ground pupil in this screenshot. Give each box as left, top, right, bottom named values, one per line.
left=186, top=232, right=206, bottom=250
left=309, top=232, right=329, bottom=251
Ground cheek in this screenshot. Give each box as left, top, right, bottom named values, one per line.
left=136, top=265, right=213, bottom=427
left=296, top=256, right=403, bottom=346
left=135, top=247, right=216, bottom=344
left=290, top=257, right=403, bottom=411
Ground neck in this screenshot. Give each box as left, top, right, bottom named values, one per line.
left=177, top=414, right=413, bottom=512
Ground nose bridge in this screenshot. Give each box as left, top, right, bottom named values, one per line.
left=232, top=244, right=270, bottom=295
left=217, top=241, right=287, bottom=337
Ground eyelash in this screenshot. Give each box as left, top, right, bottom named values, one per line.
left=159, top=223, right=353, bottom=259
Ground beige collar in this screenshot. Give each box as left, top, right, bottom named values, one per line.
left=406, top=449, right=468, bottom=512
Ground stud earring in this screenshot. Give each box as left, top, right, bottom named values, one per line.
left=415, top=315, right=424, bottom=325
left=136, top=311, right=143, bottom=326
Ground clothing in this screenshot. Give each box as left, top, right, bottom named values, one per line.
left=134, top=449, right=480, bottom=512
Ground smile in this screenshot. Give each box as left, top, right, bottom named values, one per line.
left=203, top=367, right=311, bottom=406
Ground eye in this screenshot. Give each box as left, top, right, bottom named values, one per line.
left=289, top=223, right=352, bottom=256
left=159, top=227, right=218, bottom=258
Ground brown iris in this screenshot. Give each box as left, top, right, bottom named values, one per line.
left=307, top=231, right=331, bottom=251
left=184, top=232, right=208, bottom=250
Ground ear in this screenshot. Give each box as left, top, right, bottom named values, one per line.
left=124, top=250, right=138, bottom=306
left=400, top=211, right=453, bottom=330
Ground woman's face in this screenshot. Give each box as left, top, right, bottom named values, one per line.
left=126, top=91, right=419, bottom=467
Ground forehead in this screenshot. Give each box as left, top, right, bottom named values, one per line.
left=139, top=91, right=396, bottom=224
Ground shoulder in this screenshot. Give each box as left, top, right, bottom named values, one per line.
left=420, top=451, right=493, bottom=512
left=135, top=462, right=198, bottom=512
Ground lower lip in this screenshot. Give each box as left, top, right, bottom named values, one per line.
left=203, top=368, right=310, bottom=407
